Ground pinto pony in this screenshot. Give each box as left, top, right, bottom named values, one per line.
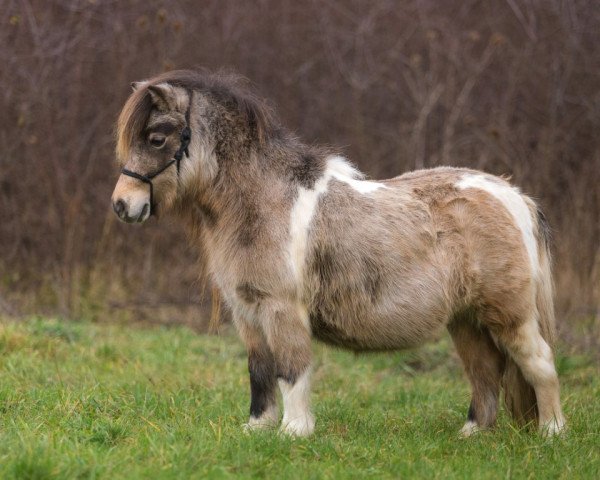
left=111, top=70, right=565, bottom=437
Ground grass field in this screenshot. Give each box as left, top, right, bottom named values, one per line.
left=0, top=317, right=598, bottom=479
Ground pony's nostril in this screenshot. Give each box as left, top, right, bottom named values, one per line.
left=138, top=203, right=150, bottom=222
left=113, top=199, right=126, bottom=217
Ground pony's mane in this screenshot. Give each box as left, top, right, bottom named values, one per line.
left=116, top=69, right=278, bottom=162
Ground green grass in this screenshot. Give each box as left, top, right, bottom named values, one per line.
left=0, top=317, right=598, bottom=479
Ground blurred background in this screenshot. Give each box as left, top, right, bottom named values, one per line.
left=1, top=0, right=598, bottom=351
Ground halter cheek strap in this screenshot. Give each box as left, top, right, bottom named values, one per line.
left=121, top=89, right=193, bottom=216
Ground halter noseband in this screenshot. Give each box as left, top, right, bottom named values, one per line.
left=121, top=89, right=193, bottom=216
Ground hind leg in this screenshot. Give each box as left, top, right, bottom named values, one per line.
left=495, top=316, right=565, bottom=435
left=448, top=317, right=505, bottom=436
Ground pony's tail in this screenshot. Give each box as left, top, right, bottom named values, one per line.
left=502, top=205, right=556, bottom=425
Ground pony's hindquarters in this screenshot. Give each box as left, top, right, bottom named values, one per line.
left=449, top=172, right=564, bottom=435
left=501, top=218, right=564, bottom=434
left=454, top=235, right=565, bottom=435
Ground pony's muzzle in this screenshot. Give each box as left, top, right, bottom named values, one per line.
left=111, top=175, right=151, bottom=224
left=112, top=198, right=150, bottom=223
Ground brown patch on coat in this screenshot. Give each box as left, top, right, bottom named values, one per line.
left=236, top=283, right=268, bottom=304
left=193, top=202, right=218, bottom=228
left=289, top=153, right=326, bottom=189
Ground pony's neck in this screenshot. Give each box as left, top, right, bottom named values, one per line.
left=178, top=126, right=333, bottom=245
left=179, top=144, right=288, bottom=239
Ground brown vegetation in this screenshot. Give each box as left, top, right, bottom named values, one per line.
left=0, top=1, right=598, bottom=347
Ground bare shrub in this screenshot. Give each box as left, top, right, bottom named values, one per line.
left=0, top=0, right=598, bottom=345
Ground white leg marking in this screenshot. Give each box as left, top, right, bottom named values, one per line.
left=460, top=420, right=480, bottom=437
left=279, top=370, right=315, bottom=437
left=513, top=321, right=557, bottom=383
left=541, top=416, right=566, bottom=437
left=327, top=156, right=386, bottom=194
left=508, top=320, right=565, bottom=435
left=244, top=403, right=279, bottom=432
left=456, top=174, right=538, bottom=278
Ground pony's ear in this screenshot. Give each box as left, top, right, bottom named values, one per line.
left=147, top=83, right=178, bottom=112
left=131, top=81, right=148, bottom=92
left=147, top=83, right=188, bottom=112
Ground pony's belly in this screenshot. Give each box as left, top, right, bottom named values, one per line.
left=308, top=309, right=447, bottom=352
left=309, top=312, right=379, bottom=351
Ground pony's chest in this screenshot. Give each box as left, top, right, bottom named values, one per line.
left=205, top=238, right=295, bottom=304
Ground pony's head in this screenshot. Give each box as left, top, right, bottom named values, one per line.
left=111, top=70, right=276, bottom=223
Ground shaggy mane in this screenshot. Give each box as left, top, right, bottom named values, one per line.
left=116, top=69, right=279, bottom=162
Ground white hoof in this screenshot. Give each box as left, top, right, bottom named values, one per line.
left=280, top=414, right=315, bottom=437
left=243, top=405, right=279, bottom=433
left=459, top=421, right=481, bottom=437
left=242, top=420, right=275, bottom=433
left=540, top=416, right=566, bottom=437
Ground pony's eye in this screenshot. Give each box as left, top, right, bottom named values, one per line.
left=149, top=134, right=166, bottom=148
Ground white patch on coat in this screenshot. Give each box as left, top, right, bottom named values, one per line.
left=288, top=156, right=384, bottom=282
left=279, top=370, right=315, bottom=437
left=288, top=172, right=331, bottom=282
left=328, top=156, right=386, bottom=193
left=456, top=174, right=538, bottom=278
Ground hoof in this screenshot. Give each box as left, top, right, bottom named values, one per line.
left=243, top=406, right=279, bottom=433
left=280, top=414, right=315, bottom=437
left=459, top=421, right=481, bottom=437
left=243, top=421, right=276, bottom=434
left=540, top=417, right=566, bottom=437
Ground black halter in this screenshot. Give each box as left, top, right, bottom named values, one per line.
left=121, top=90, right=193, bottom=216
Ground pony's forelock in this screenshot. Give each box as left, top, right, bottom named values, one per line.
left=116, top=69, right=279, bottom=162
left=116, top=88, right=152, bottom=163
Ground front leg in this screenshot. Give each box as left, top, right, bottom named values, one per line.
left=278, top=368, right=314, bottom=437
left=248, top=348, right=279, bottom=428
left=236, top=319, right=279, bottom=429
left=262, top=302, right=314, bottom=437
